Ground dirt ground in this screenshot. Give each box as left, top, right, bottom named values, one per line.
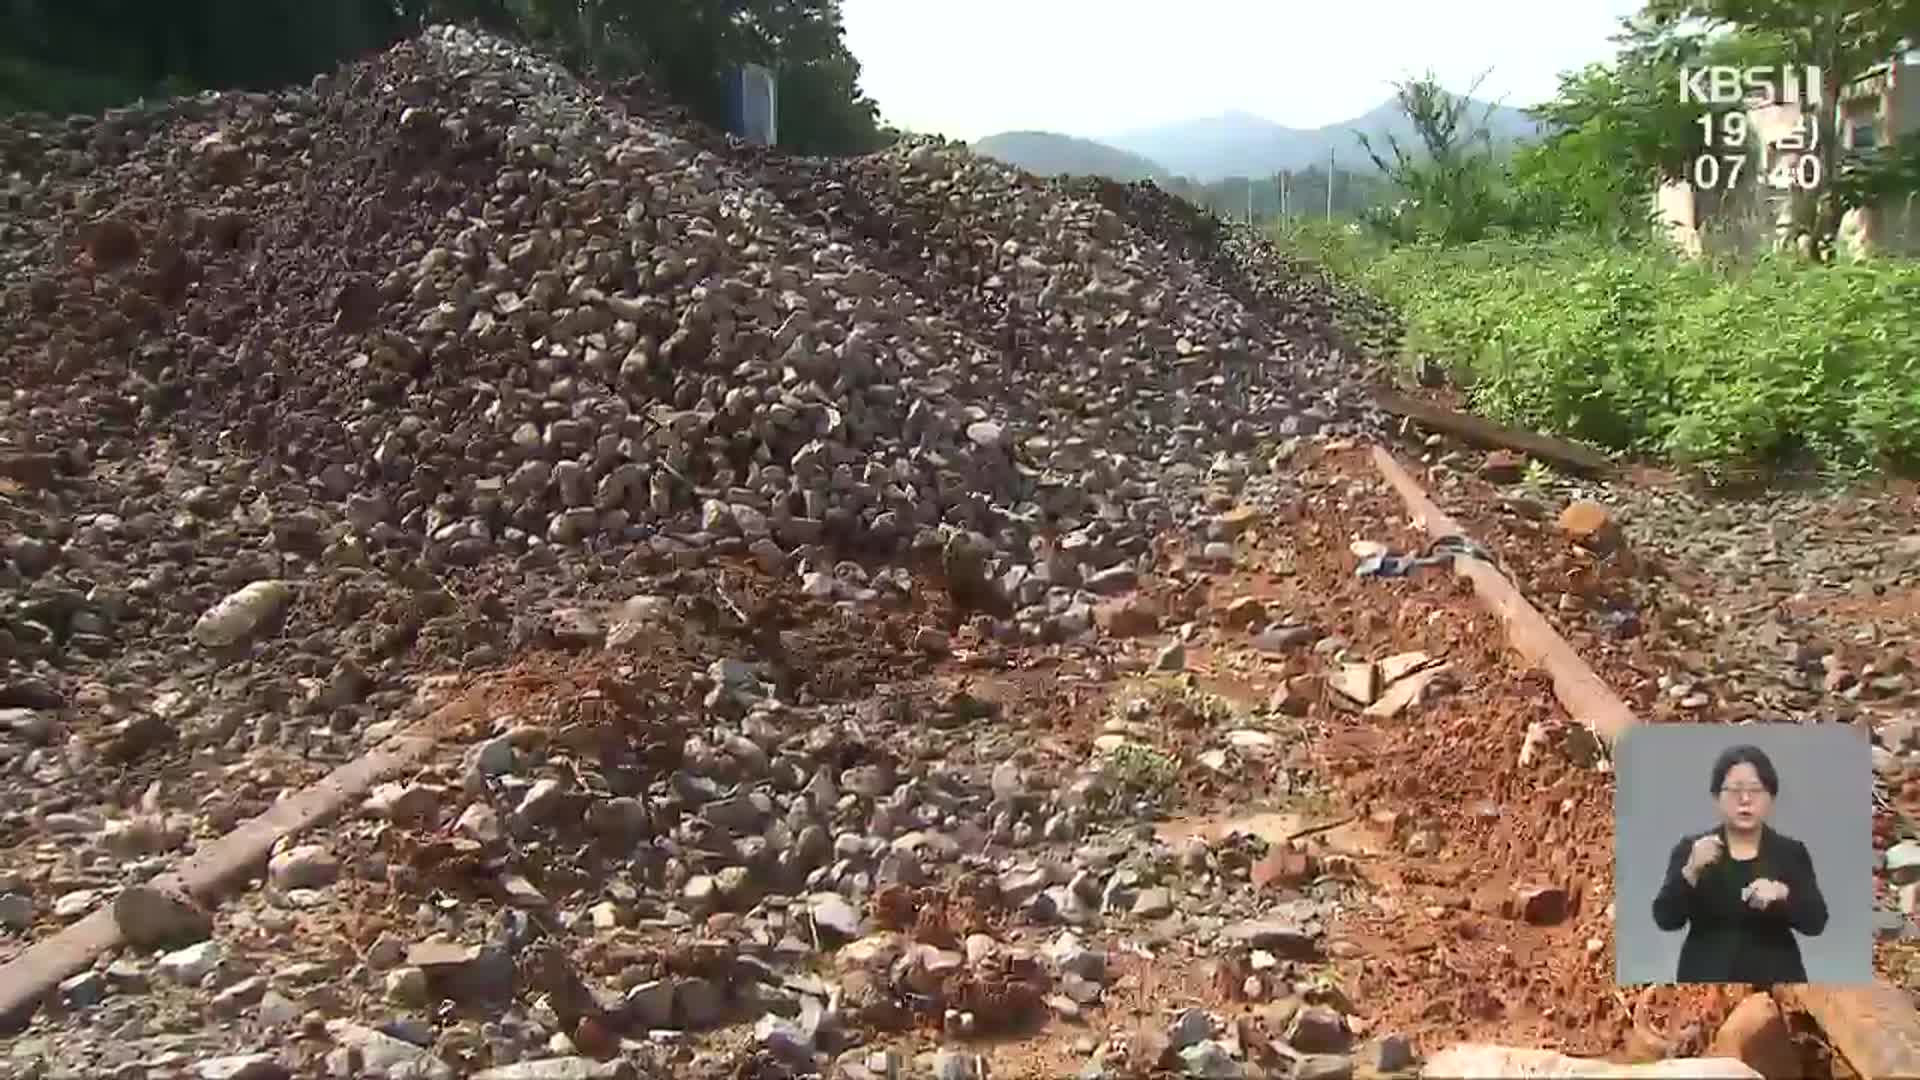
left=951, top=438, right=1912, bottom=1072
left=13, top=435, right=1916, bottom=1078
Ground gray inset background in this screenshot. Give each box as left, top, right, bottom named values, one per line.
left=1614, top=723, right=1874, bottom=985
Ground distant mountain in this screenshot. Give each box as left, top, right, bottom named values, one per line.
left=968, top=96, right=1545, bottom=188
left=971, top=130, right=1170, bottom=183
left=1104, top=98, right=1543, bottom=183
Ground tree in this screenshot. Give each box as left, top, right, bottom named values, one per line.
left=1, top=0, right=891, bottom=156
left=1507, top=18, right=1789, bottom=238
left=1641, top=0, right=1920, bottom=256
left=513, top=0, right=889, bottom=156
left=0, top=0, right=426, bottom=113
left=1354, top=72, right=1506, bottom=244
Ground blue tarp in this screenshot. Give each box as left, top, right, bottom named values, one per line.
left=727, top=64, right=777, bottom=147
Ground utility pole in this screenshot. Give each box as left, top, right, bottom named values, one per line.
left=1245, top=181, right=1253, bottom=224
left=1279, top=171, right=1288, bottom=218
left=1326, top=147, right=1334, bottom=220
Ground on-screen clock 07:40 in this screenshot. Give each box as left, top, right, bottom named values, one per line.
left=1689, top=149, right=1824, bottom=192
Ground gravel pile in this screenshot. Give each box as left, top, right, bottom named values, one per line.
left=3, top=23, right=1381, bottom=676
left=0, top=22, right=1408, bottom=1080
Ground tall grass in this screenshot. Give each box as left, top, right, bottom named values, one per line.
left=1278, top=227, right=1920, bottom=472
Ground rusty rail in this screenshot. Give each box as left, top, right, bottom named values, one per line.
left=0, top=701, right=467, bottom=1031
left=1370, top=446, right=1635, bottom=747
left=0, top=446, right=1911, bottom=1075
left=1368, top=444, right=1920, bottom=1080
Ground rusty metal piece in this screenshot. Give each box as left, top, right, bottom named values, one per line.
left=1776, top=983, right=1920, bottom=1080
left=0, top=703, right=465, bottom=1031
left=1369, top=443, right=1920, bottom=1080
left=1375, top=390, right=1614, bottom=476
left=1369, top=446, right=1635, bottom=747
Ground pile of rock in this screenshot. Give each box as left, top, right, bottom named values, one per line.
left=0, top=20, right=1404, bottom=1078
left=2, top=21, right=1383, bottom=688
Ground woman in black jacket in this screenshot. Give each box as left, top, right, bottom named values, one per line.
left=1651, top=744, right=1829, bottom=984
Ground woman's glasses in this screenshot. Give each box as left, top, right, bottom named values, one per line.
left=1718, top=784, right=1771, bottom=800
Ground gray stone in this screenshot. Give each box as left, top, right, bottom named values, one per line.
left=756, top=1013, right=815, bottom=1059
left=211, top=975, right=269, bottom=1016
left=1220, top=920, right=1319, bottom=959
left=1252, top=624, right=1316, bottom=652
left=626, top=979, right=674, bottom=1028
left=516, top=778, right=571, bottom=823
left=1084, top=566, right=1140, bottom=595
left=1287, top=1005, right=1349, bottom=1053
left=675, top=976, right=726, bottom=1029
left=114, top=883, right=213, bottom=948
left=1296, top=1054, right=1354, bottom=1080
left=324, top=1020, right=455, bottom=1079
left=1373, top=1034, right=1416, bottom=1073
left=1045, top=933, right=1105, bottom=982
left=1170, top=1006, right=1213, bottom=1048
left=406, top=939, right=513, bottom=1003
left=365, top=783, right=439, bottom=826
left=0, top=893, right=31, bottom=930
left=809, top=891, right=862, bottom=941
left=57, top=970, right=104, bottom=1008
left=926, top=1049, right=984, bottom=1080
left=385, top=966, right=431, bottom=1006
left=1060, top=971, right=1103, bottom=1005
left=193, top=1055, right=292, bottom=1080
left=157, top=940, right=224, bottom=984
left=257, top=991, right=302, bottom=1027
left=52, top=889, right=99, bottom=920
left=466, top=737, right=515, bottom=783
left=1154, top=640, right=1186, bottom=672
left=191, top=580, right=293, bottom=648
left=267, top=844, right=339, bottom=890
left=701, top=794, right=769, bottom=833
left=1177, top=1040, right=1242, bottom=1078
left=0, top=708, right=55, bottom=743
left=471, top=1060, right=635, bottom=1080
left=1887, top=841, right=1920, bottom=882
left=1132, top=886, right=1174, bottom=918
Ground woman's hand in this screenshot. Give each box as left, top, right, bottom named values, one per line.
left=1743, top=878, right=1790, bottom=908
left=1681, top=833, right=1723, bottom=885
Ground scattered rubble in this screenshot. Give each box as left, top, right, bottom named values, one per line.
left=2, top=16, right=1916, bottom=1080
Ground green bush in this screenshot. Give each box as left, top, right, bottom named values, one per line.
left=1277, top=228, right=1920, bottom=471
left=1266, top=218, right=1380, bottom=279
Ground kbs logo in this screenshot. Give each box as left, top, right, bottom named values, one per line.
left=1679, top=65, right=1825, bottom=107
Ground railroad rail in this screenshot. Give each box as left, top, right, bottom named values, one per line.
left=1372, top=445, right=1920, bottom=1080
left=0, top=445, right=1913, bottom=1080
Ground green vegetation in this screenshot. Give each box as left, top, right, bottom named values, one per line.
left=1348, top=236, right=1920, bottom=471
left=1267, top=0, right=1920, bottom=476
left=0, top=0, right=890, bottom=156
left=1644, top=0, right=1920, bottom=255
left=1096, top=741, right=1180, bottom=797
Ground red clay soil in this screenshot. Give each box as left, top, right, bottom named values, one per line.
left=1280, top=442, right=1917, bottom=1062
left=125, top=438, right=1898, bottom=1071
left=1237, top=446, right=1721, bottom=1057
left=1173, top=442, right=1862, bottom=1061
left=1382, top=443, right=1920, bottom=938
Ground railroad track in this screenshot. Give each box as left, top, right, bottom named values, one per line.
left=1371, top=445, right=1920, bottom=1080
left=2, top=444, right=1915, bottom=1078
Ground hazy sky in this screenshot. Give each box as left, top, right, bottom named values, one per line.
left=839, top=0, right=1645, bottom=141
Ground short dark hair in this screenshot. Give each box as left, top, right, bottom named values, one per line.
left=1710, top=744, right=1779, bottom=796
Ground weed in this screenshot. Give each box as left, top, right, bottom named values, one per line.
left=1274, top=228, right=1920, bottom=473
left=1520, top=459, right=1557, bottom=490
left=1110, top=677, right=1243, bottom=732
left=1099, top=742, right=1180, bottom=793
